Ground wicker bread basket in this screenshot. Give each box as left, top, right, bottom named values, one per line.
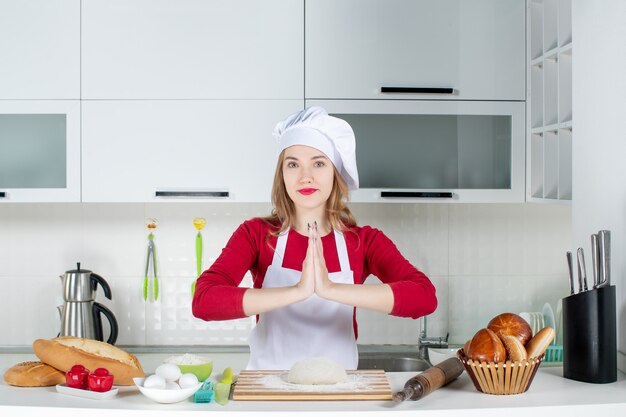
left=457, top=349, right=544, bottom=395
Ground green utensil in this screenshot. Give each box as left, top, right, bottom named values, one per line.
left=191, top=231, right=202, bottom=296
left=144, top=219, right=158, bottom=301
left=196, top=232, right=203, bottom=277
left=191, top=218, right=206, bottom=296
left=152, top=237, right=159, bottom=301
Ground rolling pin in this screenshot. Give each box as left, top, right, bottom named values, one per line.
left=393, top=357, right=464, bottom=402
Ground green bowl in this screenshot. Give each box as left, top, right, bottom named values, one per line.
left=177, top=362, right=213, bottom=382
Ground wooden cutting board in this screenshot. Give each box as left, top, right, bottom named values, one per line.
left=233, top=370, right=392, bottom=401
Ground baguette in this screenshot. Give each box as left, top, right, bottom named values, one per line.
left=33, top=337, right=144, bottom=385
left=525, top=327, right=555, bottom=359
left=3, top=361, right=66, bottom=387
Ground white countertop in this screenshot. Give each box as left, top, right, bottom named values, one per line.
left=1, top=352, right=625, bottom=417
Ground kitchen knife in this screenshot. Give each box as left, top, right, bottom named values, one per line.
left=598, top=230, right=611, bottom=287
left=566, top=251, right=575, bottom=295
left=576, top=248, right=587, bottom=293
left=591, top=234, right=600, bottom=288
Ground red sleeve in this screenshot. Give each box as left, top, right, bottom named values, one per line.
left=191, top=220, right=261, bottom=321
left=362, top=227, right=437, bottom=319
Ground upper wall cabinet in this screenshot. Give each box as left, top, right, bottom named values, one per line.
left=0, top=101, right=81, bottom=202
left=82, top=100, right=302, bottom=202
left=0, top=0, right=80, bottom=99
left=308, top=99, right=526, bottom=203
left=81, top=0, right=303, bottom=99
left=305, top=0, right=525, bottom=101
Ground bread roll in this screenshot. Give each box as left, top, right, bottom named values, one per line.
left=33, top=337, right=144, bottom=385
left=463, top=339, right=471, bottom=356
left=500, top=335, right=528, bottom=362
left=487, top=313, right=532, bottom=345
left=466, top=328, right=507, bottom=363
left=3, top=361, right=65, bottom=387
left=525, top=327, right=555, bottom=359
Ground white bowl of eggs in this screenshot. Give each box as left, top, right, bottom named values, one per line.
left=134, top=363, right=202, bottom=404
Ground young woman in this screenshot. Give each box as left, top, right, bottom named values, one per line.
left=192, top=107, right=437, bottom=370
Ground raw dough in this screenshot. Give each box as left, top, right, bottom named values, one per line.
left=287, top=357, right=348, bottom=385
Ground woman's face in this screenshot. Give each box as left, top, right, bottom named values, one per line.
left=282, top=145, right=334, bottom=213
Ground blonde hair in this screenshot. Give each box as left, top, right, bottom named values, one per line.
left=262, top=150, right=357, bottom=238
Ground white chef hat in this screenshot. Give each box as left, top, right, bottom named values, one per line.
left=272, top=106, right=359, bottom=191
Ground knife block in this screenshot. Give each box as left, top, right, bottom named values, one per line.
left=562, top=285, right=616, bottom=383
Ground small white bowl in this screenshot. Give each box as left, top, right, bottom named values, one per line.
left=133, top=377, right=202, bottom=404
left=428, top=348, right=460, bottom=365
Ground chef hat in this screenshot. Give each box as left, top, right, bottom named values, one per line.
left=272, top=106, right=359, bottom=190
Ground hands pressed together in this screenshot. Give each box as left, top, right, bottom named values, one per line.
left=243, top=220, right=393, bottom=316
left=297, top=221, right=334, bottom=299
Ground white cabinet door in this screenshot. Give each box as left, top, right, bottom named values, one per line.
left=0, top=101, right=81, bottom=202
left=306, top=0, right=525, bottom=101
left=307, top=99, right=526, bottom=203
left=82, top=100, right=303, bottom=202
left=0, top=0, right=80, bottom=99
left=82, top=0, right=303, bottom=99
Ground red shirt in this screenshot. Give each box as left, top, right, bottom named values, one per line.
left=192, top=218, right=437, bottom=339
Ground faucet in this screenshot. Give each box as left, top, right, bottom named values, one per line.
left=418, top=315, right=449, bottom=349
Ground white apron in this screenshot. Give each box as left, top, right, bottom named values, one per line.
left=246, top=229, right=358, bottom=370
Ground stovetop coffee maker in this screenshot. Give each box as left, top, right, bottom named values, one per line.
left=58, top=262, right=118, bottom=345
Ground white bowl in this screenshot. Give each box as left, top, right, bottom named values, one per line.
left=428, top=348, right=460, bottom=365
left=133, top=377, right=202, bottom=404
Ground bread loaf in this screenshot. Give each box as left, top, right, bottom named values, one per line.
left=487, top=313, right=532, bottom=345
left=466, top=328, right=507, bottom=363
left=33, top=337, right=144, bottom=385
left=525, top=327, right=555, bottom=359
left=500, top=335, right=528, bottom=362
left=3, top=361, right=66, bottom=387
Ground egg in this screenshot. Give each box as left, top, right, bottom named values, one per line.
left=178, top=373, right=199, bottom=389
left=165, top=381, right=181, bottom=390
left=143, top=374, right=166, bottom=389
left=155, top=363, right=182, bottom=382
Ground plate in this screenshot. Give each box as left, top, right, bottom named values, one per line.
left=519, top=312, right=531, bottom=328
left=56, top=384, right=119, bottom=400
left=542, top=302, right=556, bottom=340
left=555, top=299, right=563, bottom=345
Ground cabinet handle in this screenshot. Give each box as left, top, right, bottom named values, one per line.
left=155, top=190, right=230, bottom=198
left=0, top=192, right=6, bottom=199
left=381, top=87, right=454, bottom=94
left=381, top=191, right=454, bottom=199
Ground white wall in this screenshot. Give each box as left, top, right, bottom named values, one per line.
left=572, top=1, right=626, bottom=372
left=0, top=203, right=571, bottom=348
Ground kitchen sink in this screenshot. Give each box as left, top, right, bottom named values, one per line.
left=357, top=354, right=431, bottom=372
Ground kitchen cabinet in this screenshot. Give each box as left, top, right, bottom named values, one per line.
left=0, top=0, right=80, bottom=99
left=305, top=0, right=525, bottom=101
left=0, top=101, right=81, bottom=202
left=81, top=0, right=303, bottom=100
left=528, top=0, right=573, bottom=202
left=308, top=100, right=526, bottom=203
left=81, top=100, right=303, bottom=202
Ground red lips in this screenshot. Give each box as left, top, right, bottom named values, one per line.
left=297, top=188, right=318, bottom=195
